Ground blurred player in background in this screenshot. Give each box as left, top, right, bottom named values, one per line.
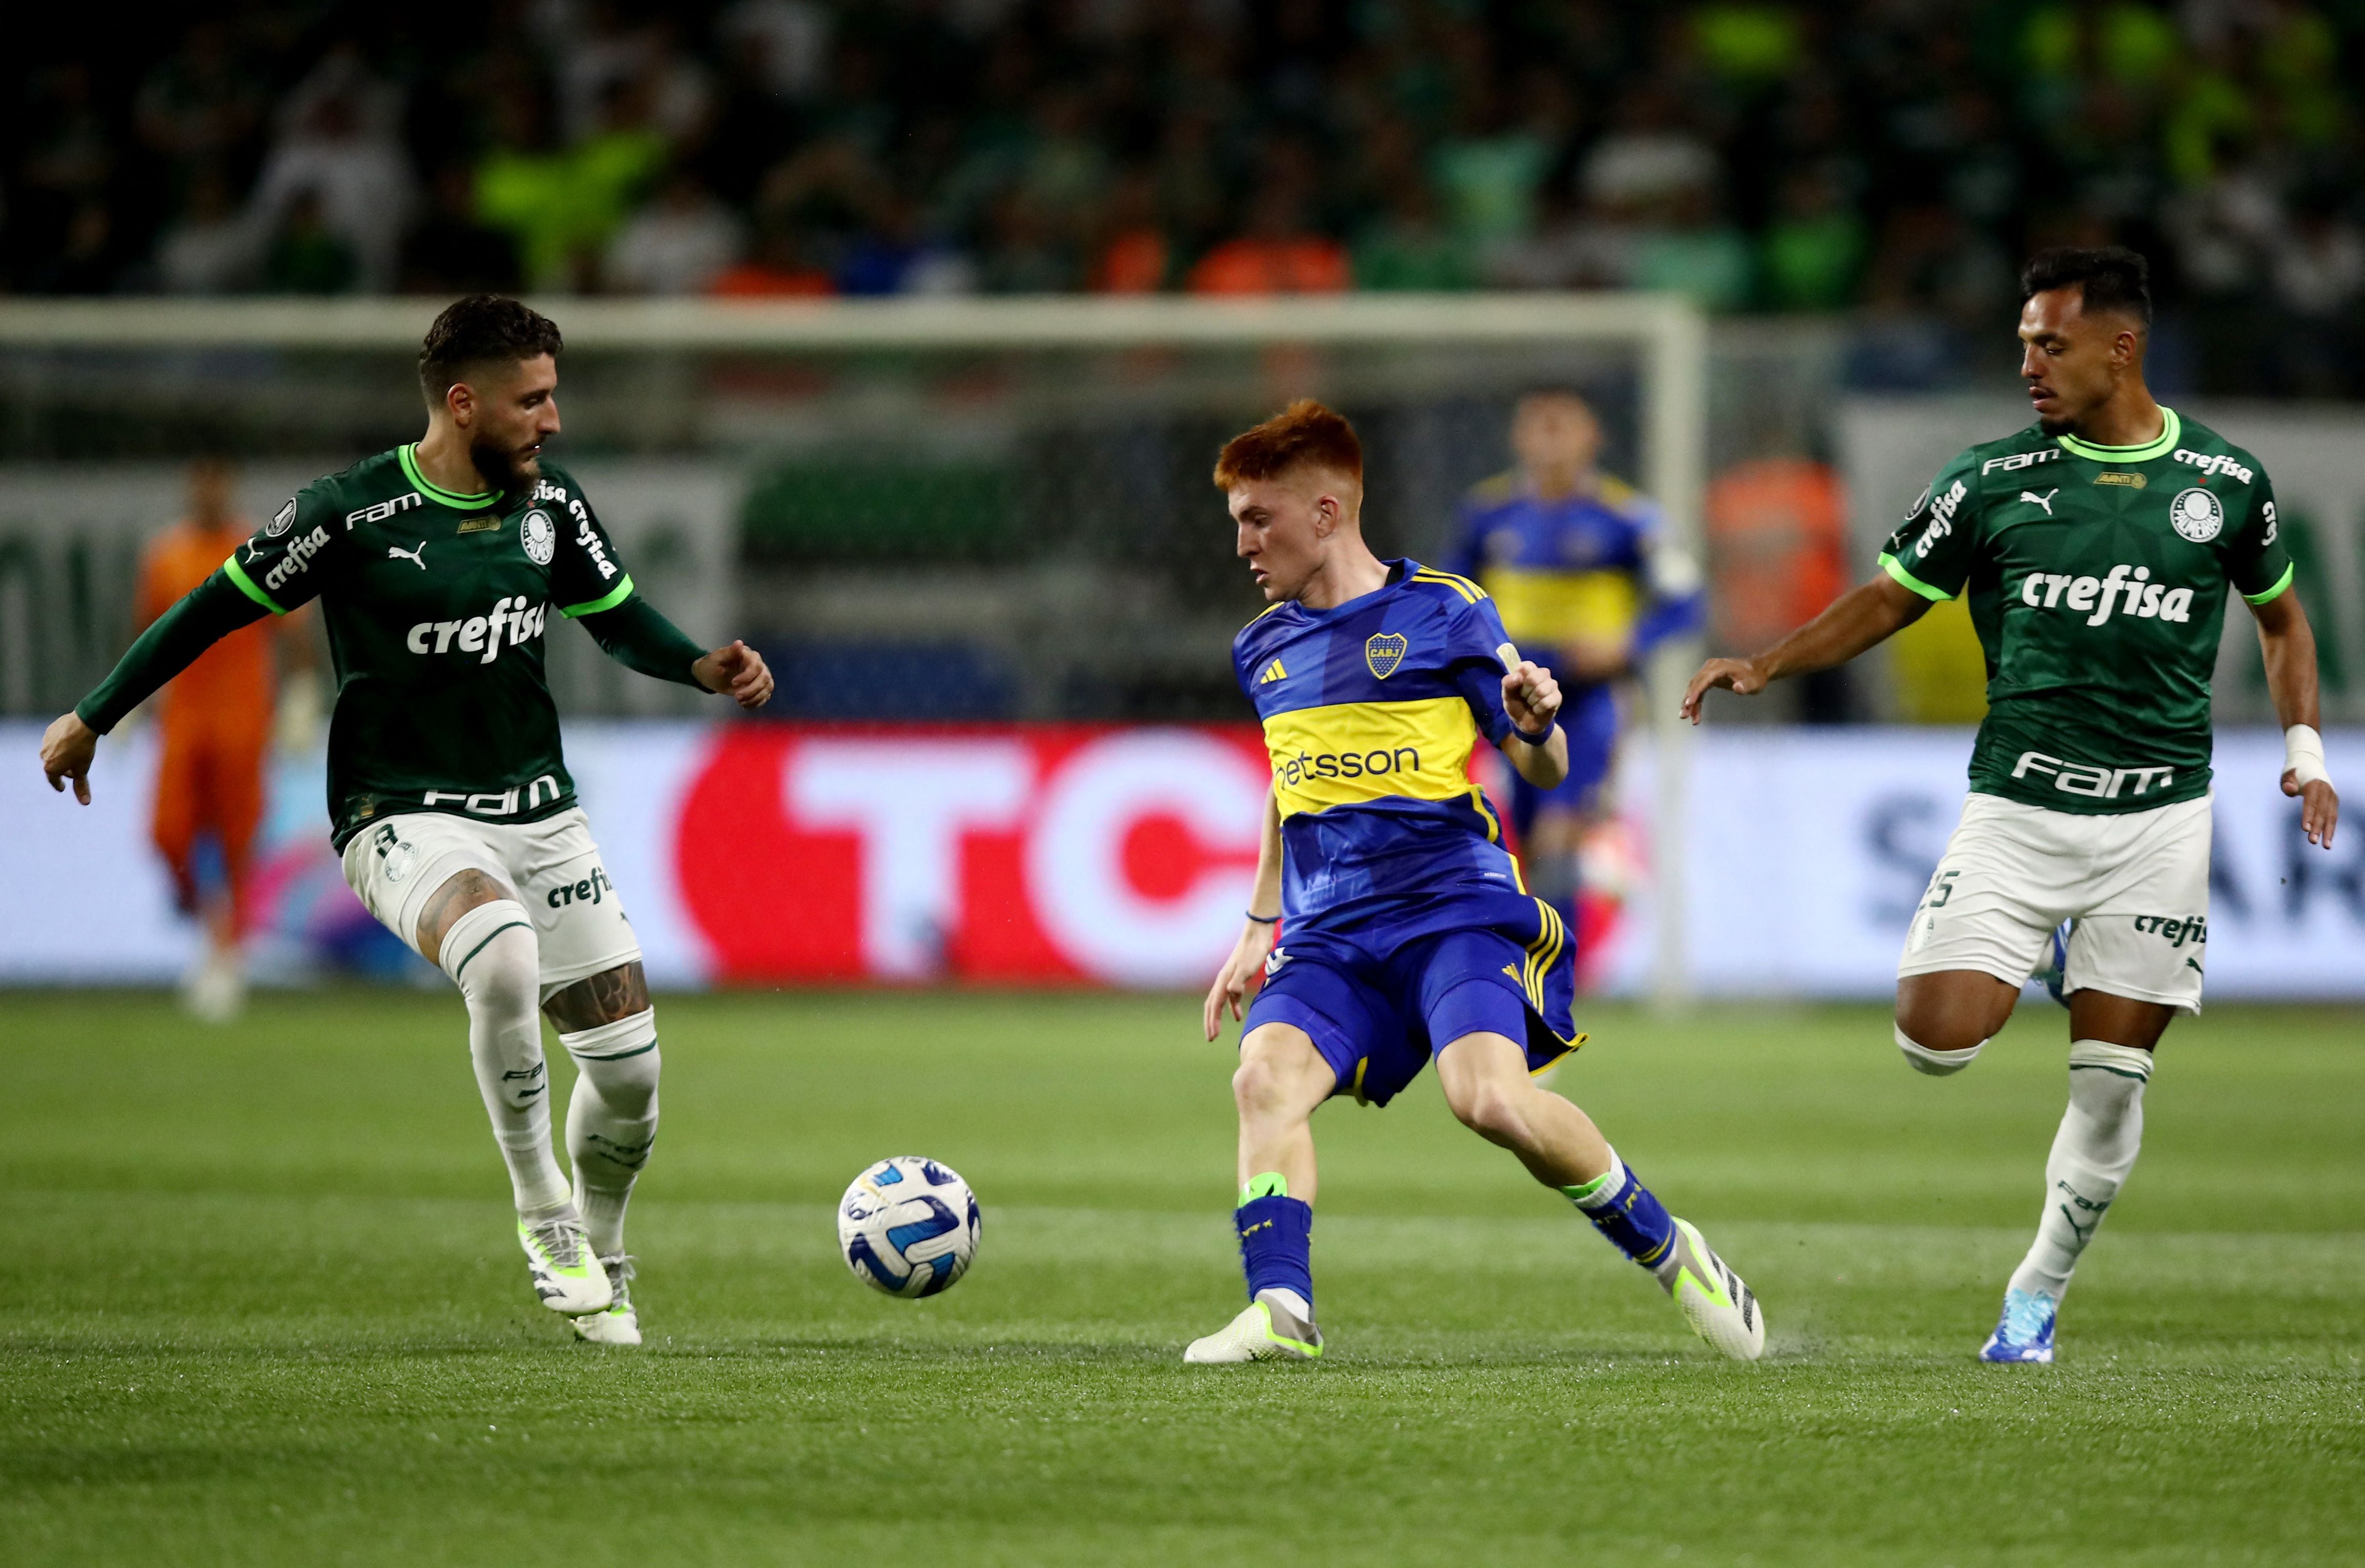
left=1447, top=390, right=1701, bottom=961
left=1684, top=248, right=2338, bottom=1364
left=134, top=457, right=317, bottom=1021
left=1195, top=401, right=1760, bottom=1365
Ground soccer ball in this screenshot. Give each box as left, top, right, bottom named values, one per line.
left=836, top=1156, right=982, bottom=1298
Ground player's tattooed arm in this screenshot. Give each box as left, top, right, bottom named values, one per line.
left=545, top=961, right=652, bottom=1030
left=1681, top=572, right=1929, bottom=724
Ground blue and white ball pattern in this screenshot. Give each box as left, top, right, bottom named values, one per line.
left=837, top=1156, right=982, bottom=1298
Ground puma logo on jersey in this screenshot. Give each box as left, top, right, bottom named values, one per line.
left=2019, top=563, right=2193, bottom=625
left=2020, top=489, right=2058, bottom=515
left=388, top=541, right=427, bottom=570
left=1258, top=658, right=1287, bottom=685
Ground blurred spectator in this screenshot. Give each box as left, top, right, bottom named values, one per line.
left=1760, top=169, right=1865, bottom=311
left=711, top=223, right=835, bottom=296
left=262, top=191, right=359, bottom=295
left=156, top=170, right=259, bottom=294
left=401, top=165, right=525, bottom=295
left=1188, top=140, right=1350, bottom=295
left=607, top=168, right=745, bottom=294
left=134, top=23, right=263, bottom=185
left=245, top=55, right=414, bottom=291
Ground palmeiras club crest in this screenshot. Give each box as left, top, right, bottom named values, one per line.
left=2168, top=487, right=2223, bottom=543
left=1365, top=631, right=1408, bottom=679
left=520, top=508, right=557, bottom=564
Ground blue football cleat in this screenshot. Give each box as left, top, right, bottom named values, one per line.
left=2030, top=922, right=2072, bottom=1007
left=1979, top=1286, right=2058, bottom=1364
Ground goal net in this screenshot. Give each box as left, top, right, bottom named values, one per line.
left=0, top=294, right=1705, bottom=1001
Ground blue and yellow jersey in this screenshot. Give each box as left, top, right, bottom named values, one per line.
left=1234, top=559, right=1526, bottom=929
left=1446, top=471, right=1703, bottom=673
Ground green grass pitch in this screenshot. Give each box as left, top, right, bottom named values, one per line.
left=5, top=988, right=2361, bottom=1565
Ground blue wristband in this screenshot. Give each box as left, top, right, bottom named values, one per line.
left=1244, top=910, right=1280, bottom=925
left=1513, top=721, right=1557, bottom=746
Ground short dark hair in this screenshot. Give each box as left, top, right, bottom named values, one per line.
left=2019, top=246, right=2152, bottom=326
left=418, top=295, right=564, bottom=407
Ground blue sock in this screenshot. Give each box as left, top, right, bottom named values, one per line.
left=1563, top=1148, right=1676, bottom=1271
left=1235, top=1174, right=1313, bottom=1307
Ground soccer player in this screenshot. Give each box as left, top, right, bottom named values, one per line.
left=1683, top=247, right=2338, bottom=1364
left=134, top=456, right=316, bottom=1021
left=1191, top=400, right=1762, bottom=1364
left=1446, top=388, right=1702, bottom=935
left=40, top=295, right=775, bottom=1345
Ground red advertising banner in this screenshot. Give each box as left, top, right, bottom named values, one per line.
left=672, top=724, right=1276, bottom=986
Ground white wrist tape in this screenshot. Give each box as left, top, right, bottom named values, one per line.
left=2285, top=724, right=2330, bottom=789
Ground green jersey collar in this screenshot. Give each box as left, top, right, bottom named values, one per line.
left=2056, top=406, right=2180, bottom=465
left=398, top=444, right=501, bottom=510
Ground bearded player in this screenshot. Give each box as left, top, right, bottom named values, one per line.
left=40, top=295, right=775, bottom=1345
left=1190, top=400, right=1761, bottom=1365
left=1684, top=248, right=2337, bottom=1364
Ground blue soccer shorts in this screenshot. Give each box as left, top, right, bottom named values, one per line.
left=1509, top=679, right=1619, bottom=832
left=1242, top=922, right=1581, bottom=1107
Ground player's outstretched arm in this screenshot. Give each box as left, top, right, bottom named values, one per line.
left=2251, top=586, right=2338, bottom=848
left=40, top=574, right=268, bottom=805
left=1681, top=572, right=1928, bottom=724
left=1204, top=785, right=1283, bottom=1041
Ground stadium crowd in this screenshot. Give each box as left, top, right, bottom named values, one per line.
left=5, top=1, right=2363, bottom=388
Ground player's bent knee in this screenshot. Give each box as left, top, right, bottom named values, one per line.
left=439, top=900, right=538, bottom=1007
left=1448, top=1081, right=1529, bottom=1142
left=1894, top=1022, right=1985, bottom=1076
left=543, top=961, right=651, bottom=1033
left=563, top=1008, right=660, bottom=1119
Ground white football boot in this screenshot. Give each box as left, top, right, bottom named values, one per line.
left=1184, top=1289, right=1323, bottom=1363
left=571, top=1255, right=640, bottom=1345
left=517, top=1214, right=612, bottom=1317
left=1655, top=1217, right=1765, bottom=1361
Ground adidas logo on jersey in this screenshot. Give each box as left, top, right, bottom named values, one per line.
left=1258, top=658, right=1287, bottom=685
left=404, top=595, right=550, bottom=662
left=2019, top=564, right=2193, bottom=626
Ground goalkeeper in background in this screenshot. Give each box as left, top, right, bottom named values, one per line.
left=1447, top=389, right=1702, bottom=946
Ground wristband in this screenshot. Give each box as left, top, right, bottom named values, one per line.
left=1513, top=721, right=1558, bottom=746
left=2286, top=724, right=2331, bottom=789
left=1244, top=910, right=1280, bottom=924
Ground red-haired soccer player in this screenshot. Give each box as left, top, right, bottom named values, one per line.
left=1192, top=400, right=1762, bottom=1363
left=135, top=457, right=312, bottom=1020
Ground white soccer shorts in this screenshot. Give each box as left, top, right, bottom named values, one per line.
left=1897, top=791, right=2210, bottom=1013
left=340, top=807, right=642, bottom=994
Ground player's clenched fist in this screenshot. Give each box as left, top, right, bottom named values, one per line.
left=1500, top=659, right=1562, bottom=736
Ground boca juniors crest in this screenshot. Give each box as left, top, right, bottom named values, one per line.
left=1365, top=631, right=1407, bottom=679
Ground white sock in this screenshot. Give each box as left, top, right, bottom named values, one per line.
left=440, top=901, right=570, bottom=1215
left=562, top=1010, right=661, bottom=1257
left=1895, top=1023, right=1984, bottom=1076
left=2008, top=1039, right=2153, bottom=1300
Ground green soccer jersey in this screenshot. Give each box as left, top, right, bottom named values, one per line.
left=223, top=445, right=655, bottom=848
left=1879, top=407, right=2293, bottom=814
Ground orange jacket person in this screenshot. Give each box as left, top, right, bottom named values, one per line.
left=135, top=458, right=306, bottom=1018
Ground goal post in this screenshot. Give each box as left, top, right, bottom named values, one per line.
left=0, top=293, right=1707, bottom=1004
